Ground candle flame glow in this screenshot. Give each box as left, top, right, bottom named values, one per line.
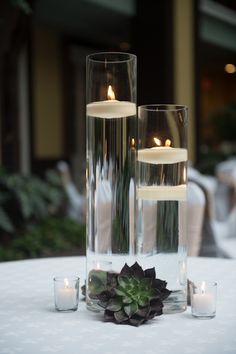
left=64, top=278, right=69, bottom=288
left=201, top=281, right=206, bottom=294
left=165, top=139, right=171, bottom=147
left=154, top=137, right=161, bottom=146
left=107, top=85, right=116, bottom=100
left=131, top=138, right=135, bottom=147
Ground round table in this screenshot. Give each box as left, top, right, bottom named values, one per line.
left=0, top=256, right=236, bottom=354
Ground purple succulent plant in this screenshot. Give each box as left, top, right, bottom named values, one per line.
left=96, top=262, right=171, bottom=326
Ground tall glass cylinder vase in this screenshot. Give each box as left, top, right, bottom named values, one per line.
left=86, top=52, right=137, bottom=311
left=137, top=105, right=188, bottom=313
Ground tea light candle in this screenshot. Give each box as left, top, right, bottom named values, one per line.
left=54, top=277, right=79, bottom=311
left=193, top=292, right=214, bottom=313
left=191, top=281, right=216, bottom=318
left=57, top=278, right=76, bottom=309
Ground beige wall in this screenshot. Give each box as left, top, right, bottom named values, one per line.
left=174, top=0, right=196, bottom=163
left=32, top=27, right=64, bottom=158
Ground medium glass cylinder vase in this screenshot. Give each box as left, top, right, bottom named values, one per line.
left=136, top=105, right=188, bottom=313
left=86, top=52, right=137, bottom=311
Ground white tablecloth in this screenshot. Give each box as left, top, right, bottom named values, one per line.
left=0, top=256, right=236, bottom=354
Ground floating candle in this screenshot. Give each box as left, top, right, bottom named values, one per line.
left=87, top=85, right=136, bottom=119
left=137, top=185, right=187, bottom=201
left=138, top=136, right=187, bottom=164
left=87, top=101, right=136, bottom=119
left=138, top=147, right=187, bottom=164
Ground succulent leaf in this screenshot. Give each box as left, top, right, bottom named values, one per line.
left=124, top=302, right=138, bottom=317
left=136, top=306, right=150, bottom=318
left=114, top=288, right=126, bottom=297
left=130, top=262, right=145, bottom=279
left=122, top=296, right=133, bottom=304
left=138, top=296, right=149, bottom=307
left=118, top=275, right=129, bottom=288
left=120, top=263, right=133, bottom=277
left=114, top=310, right=128, bottom=323
left=106, top=298, right=122, bottom=312
left=144, top=267, right=156, bottom=279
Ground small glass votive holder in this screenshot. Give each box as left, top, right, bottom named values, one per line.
left=190, top=281, right=217, bottom=319
left=54, top=276, right=80, bottom=312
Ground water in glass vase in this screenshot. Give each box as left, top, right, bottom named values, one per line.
left=86, top=113, right=136, bottom=310
left=137, top=160, right=187, bottom=313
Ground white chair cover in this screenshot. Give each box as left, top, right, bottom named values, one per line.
left=187, top=181, right=206, bottom=256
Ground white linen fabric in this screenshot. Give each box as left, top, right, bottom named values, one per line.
left=0, top=256, right=236, bottom=354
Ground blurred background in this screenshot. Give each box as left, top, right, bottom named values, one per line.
left=0, top=0, right=235, bottom=261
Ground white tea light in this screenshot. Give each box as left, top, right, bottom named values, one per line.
left=57, top=278, right=76, bottom=308
left=191, top=281, right=217, bottom=319
left=54, top=277, right=79, bottom=312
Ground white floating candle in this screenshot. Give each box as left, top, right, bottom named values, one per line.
left=87, top=101, right=136, bottom=119
left=138, top=147, right=187, bottom=164
left=137, top=185, right=187, bottom=201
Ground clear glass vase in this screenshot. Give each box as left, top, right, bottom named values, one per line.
left=86, top=52, right=137, bottom=311
left=136, top=104, right=188, bottom=313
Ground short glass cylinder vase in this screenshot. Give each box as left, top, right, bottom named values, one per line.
left=136, top=105, right=188, bottom=313
left=86, top=52, right=137, bottom=311
left=54, top=276, right=79, bottom=312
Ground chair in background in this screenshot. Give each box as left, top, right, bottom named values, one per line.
left=188, top=166, right=235, bottom=258
left=187, top=181, right=206, bottom=256
left=57, top=161, right=85, bottom=223
left=215, top=158, right=236, bottom=221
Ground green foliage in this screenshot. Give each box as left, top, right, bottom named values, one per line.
left=0, top=169, right=85, bottom=261
left=0, top=217, right=86, bottom=261
left=0, top=169, right=66, bottom=234
left=10, top=0, right=32, bottom=14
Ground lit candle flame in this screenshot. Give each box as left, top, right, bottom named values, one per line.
left=201, top=281, right=206, bottom=294
left=64, top=278, right=69, bottom=288
left=154, top=137, right=161, bottom=146
left=107, top=85, right=116, bottom=100
left=131, top=138, right=135, bottom=147
left=165, top=139, right=171, bottom=147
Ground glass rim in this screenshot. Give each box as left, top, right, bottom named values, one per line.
left=53, top=276, right=80, bottom=282
left=138, top=104, right=188, bottom=112
left=190, top=280, right=217, bottom=287
left=87, top=51, right=136, bottom=64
